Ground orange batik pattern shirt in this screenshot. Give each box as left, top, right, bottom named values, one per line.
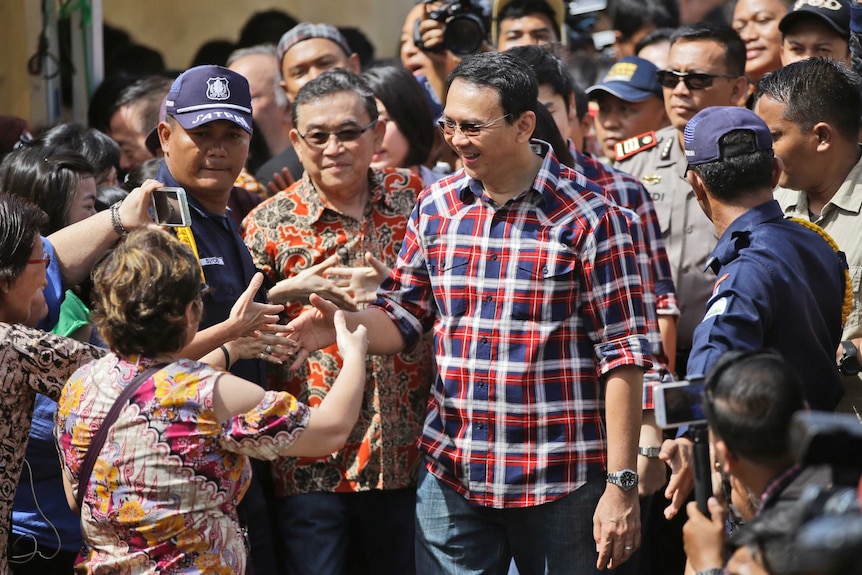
left=241, top=168, right=433, bottom=496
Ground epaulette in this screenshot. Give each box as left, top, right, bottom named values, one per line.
left=615, top=131, right=658, bottom=161
left=659, top=135, right=675, bottom=161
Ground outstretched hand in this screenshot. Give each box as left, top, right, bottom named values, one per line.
left=284, top=293, right=341, bottom=370
left=661, top=437, right=694, bottom=519
left=324, top=252, right=392, bottom=304
left=228, top=272, right=285, bottom=339
left=268, top=255, right=357, bottom=310
left=682, top=497, right=728, bottom=573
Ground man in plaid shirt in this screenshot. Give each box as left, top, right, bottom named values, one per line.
left=286, top=51, right=652, bottom=574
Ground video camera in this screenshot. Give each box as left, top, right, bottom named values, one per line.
left=413, top=0, right=488, bottom=57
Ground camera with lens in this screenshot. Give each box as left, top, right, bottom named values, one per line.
left=736, top=411, right=862, bottom=575
left=413, top=0, right=488, bottom=57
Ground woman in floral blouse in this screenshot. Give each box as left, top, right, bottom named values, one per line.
left=55, top=228, right=368, bottom=574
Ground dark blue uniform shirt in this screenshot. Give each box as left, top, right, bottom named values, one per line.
left=686, top=200, right=845, bottom=410
left=156, top=162, right=266, bottom=387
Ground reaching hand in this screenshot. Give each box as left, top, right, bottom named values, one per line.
left=119, top=179, right=161, bottom=230
left=284, top=293, right=341, bottom=370
left=227, top=273, right=286, bottom=339
left=682, top=497, right=728, bottom=573
left=333, top=309, right=368, bottom=363
left=268, top=255, right=358, bottom=311
left=324, top=252, right=392, bottom=304
left=229, top=332, right=296, bottom=365
left=266, top=167, right=295, bottom=196
left=660, top=437, right=694, bottom=519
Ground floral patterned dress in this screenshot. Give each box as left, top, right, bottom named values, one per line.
left=54, top=355, right=311, bottom=574
left=0, top=322, right=101, bottom=573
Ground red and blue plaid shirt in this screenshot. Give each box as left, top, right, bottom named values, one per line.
left=373, top=145, right=652, bottom=508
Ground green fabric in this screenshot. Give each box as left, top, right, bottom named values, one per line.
left=53, top=289, right=91, bottom=338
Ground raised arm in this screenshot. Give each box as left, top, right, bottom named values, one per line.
left=49, top=180, right=159, bottom=286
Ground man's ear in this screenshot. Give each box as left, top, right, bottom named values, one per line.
left=289, top=129, right=303, bottom=163
left=729, top=75, right=750, bottom=106
left=812, top=122, right=834, bottom=152
left=770, top=156, right=784, bottom=188
left=347, top=53, right=361, bottom=74
left=516, top=110, right=536, bottom=143
left=157, top=121, right=172, bottom=155
left=715, top=439, right=737, bottom=474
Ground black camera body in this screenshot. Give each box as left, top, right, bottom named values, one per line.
left=413, top=0, right=487, bottom=57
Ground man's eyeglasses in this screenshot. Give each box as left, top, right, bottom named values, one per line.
left=27, top=251, right=51, bottom=267
left=656, top=70, right=739, bottom=91
left=437, top=114, right=510, bottom=137
left=297, top=120, right=377, bottom=148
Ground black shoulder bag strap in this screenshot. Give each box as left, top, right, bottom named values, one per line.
left=75, top=363, right=167, bottom=513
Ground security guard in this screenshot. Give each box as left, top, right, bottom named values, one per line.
left=615, top=22, right=749, bottom=375
left=683, top=106, right=847, bottom=411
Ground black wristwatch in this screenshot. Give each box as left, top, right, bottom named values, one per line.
left=838, top=341, right=860, bottom=376
left=607, top=469, right=639, bottom=491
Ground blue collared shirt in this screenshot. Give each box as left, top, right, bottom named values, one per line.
left=686, top=200, right=845, bottom=410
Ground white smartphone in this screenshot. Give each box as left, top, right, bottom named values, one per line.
left=152, top=187, right=191, bottom=227
left=654, top=380, right=707, bottom=429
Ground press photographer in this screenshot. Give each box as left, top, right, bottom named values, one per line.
left=676, top=350, right=832, bottom=575
left=412, top=0, right=490, bottom=56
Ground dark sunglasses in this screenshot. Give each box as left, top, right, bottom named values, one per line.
left=657, top=70, right=739, bottom=91
left=297, top=120, right=377, bottom=148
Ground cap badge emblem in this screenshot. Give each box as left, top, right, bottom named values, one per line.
left=206, top=77, right=230, bottom=101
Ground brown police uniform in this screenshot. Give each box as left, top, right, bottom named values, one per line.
left=615, top=125, right=718, bottom=370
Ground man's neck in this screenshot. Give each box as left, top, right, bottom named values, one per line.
left=482, top=149, right=544, bottom=205
left=709, top=191, right=774, bottom=238
left=315, top=176, right=370, bottom=221
left=803, top=145, right=862, bottom=216
left=188, top=189, right=231, bottom=216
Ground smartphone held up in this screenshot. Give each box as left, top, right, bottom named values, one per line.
left=152, top=187, right=191, bottom=227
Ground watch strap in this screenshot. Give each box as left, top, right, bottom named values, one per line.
left=638, top=445, right=661, bottom=458
left=694, top=569, right=724, bottom=575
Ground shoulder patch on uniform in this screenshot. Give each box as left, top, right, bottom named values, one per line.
left=702, top=296, right=728, bottom=321
left=712, top=273, right=730, bottom=297
left=614, top=131, right=657, bottom=162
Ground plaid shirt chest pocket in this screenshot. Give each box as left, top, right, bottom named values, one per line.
left=511, top=239, right=579, bottom=322
left=427, top=250, right=472, bottom=318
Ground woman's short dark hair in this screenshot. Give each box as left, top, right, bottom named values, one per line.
left=446, top=51, right=538, bottom=122
left=0, top=146, right=95, bottom=234
left=35, top=123, right=120, bottom=184
left=362, top=65, right=434, bottom=168
left=91, top=228, right=202, bottom=357
left=0, top=194, right=48, bottom=291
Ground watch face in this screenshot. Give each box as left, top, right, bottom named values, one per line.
left=620, top=470, right=637, bottom=489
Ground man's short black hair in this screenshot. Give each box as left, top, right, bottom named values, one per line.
left=506, top=45, right=573, bottom=113
left=111, top=75, right=174, bottom=135
left=703, top=350, right=804, bottom=464
left=670, top=22, right=747, bottom=77
left=499, top=0, right=560, bottom=41
left=634, top=27, right=674, bottom=55
left=610, top=0, right=679, bottom=41
left=753, top=57, right=862, bottom=144
left=446, top=52, right=538, bottom=122
left=291, top=69, right=378, bottom=127
left=690, top=130, right=775, bottom=201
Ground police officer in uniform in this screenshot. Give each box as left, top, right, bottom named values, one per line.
left=615, top=22, right=748, bottom=376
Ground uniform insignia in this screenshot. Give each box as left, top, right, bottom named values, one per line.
left=712, top=273, right=730, bottom=296
left=660, top=136, right=675, bottom=161
left=614, top=131, right=657, bottom=161
left=206, top=77, right=230, bottom=101
left=642, top=173, right=662, bottom=185
left=702, top=296, right=728, bottom=321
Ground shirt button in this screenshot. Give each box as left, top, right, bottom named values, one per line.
left=227, top=287, right=236, bottom=295
left=478, top=380, right=486, bottom=388
left=685, top=225, right=694, bottom=234
left=490, top=253, right=498, bottom=261
left=481, top=337, right=488, bottom=344
left=485, top=295, right=492, bottom=302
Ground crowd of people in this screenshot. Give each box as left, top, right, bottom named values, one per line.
left=1, top=0, right=862, bottom=573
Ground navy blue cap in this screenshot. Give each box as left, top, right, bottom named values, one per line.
left=586, top=57, right=663, bottom=102
left=165, top=65, right=252, bottom=134
left=779, top=0, right=851, bottom=41
left=684, top=107, right=772, bottom=166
